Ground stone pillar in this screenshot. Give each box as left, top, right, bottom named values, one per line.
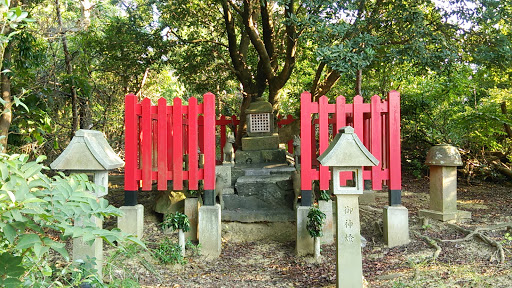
left=118, top=204, right=144, bottom=239
left=198, top=204, right=222, bottom=257
left=318, top=200, right=334, bottom=245
left=419, top=144, right=471, bottom=222
left=383, top=206, right=410, bottom=247
left=296, top=206, right=314, bottom=256
left=184, top=198, right=199, bottom=241
left=73, top=216, right=103, bottom=279
left=336, top=195, right=363, bottom=288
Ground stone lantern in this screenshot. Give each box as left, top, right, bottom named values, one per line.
left=317, top=126, right=378, bottom=288
left=241, top=97, right=280, bottom=151
left=419, top=144, right=471, bottom=222
left=50, top=129, right=124, bottom=278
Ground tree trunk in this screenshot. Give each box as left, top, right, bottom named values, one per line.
left=501, top=101, right=512, bottom=138
left=0, top=43, right=13, bottom=153
left=55, top=0, right=79, bottom=138
left=355, top=69, right=362, bottom=96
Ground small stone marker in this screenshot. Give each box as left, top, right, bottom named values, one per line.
left=419, top=144, right=471, bottom=221
left=50, top=129, right=124, bottom=279
left=318, top=126, right=378, bottom=288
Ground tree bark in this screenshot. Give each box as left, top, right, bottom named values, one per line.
left=0, top=43, right=13, bottom=153
left=55, top=0, right=79, bottom=138
left=355, top=69, right=362, bottom=95
left=500, top=101, right=512, bottom=138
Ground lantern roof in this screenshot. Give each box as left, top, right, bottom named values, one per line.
left=317, top=126, right=379, bottom=167
left=425, top=144, right=462, bottom=166
left=246, top=97, right=272, bottom=114
left=50, top=129, right=124, bottom=171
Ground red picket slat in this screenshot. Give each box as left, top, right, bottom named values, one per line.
left=157, top=98, right=167, bottom=190
left=188, top=97, right=199, bottom=190
left=124, top=94, right=138, bottom=191
left=220, top=115, right=226, bottom=162
left=371, top=95, right=383, bottom=190
left=173, top=97, right=183, bottom=190
left=318, top=96, right=330, bottom=190
left=141, top=98, right=152, bottom=191
left=203, top=93, right=216, bottom=191
left=388, top=90, right=401, bottom=191
left=198, top=115, right=204, bottom=154
left=300, top=92, right=313, bottom=190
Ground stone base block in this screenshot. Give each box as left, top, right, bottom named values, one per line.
left=418, top=209, right=471, bottom=222
left=318, top=200, right=334, bottom=245
left=215, top=165, right=232, bottom=188
left=241, top=134, right=280, bottom=151
left=383, top=206, right=410, bottom=248
left=198, top=204, right=222, bottom=257
left=184, top=198, right=199, bottom=241
left=118, top=204, right=144, bottom=239
left=296, top=206, right=314, bottom=256
left=359, top=190, right=376, bottom=205
left=235, top=149, right=286, bottom=164
left=73, top=216, right=103, bottom=279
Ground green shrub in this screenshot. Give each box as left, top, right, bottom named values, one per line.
left=306, top=206, right=326, bottom=238
left=0, top=153, right=144, bottom=286
left=161, top=212, right=190, bottom=232
left=152, top=238, right=186, bottom=265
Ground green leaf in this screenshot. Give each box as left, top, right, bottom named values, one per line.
left=3, top=223, right=16, bottom=243
left=15, top=233, right=41, bottom=250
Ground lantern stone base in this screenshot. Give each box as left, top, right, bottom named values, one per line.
left=241, top=134, right=280, bottom=151
left=296, top=206, right=314, bottom=256
left=418, top=209, right=471, bottom=222
left=73, top=216, right=103, bottom=279
left=383, top=206, right=410, bottom=248
left=118, top=204, right=144, bottom=239
left=198, top=204, right=222, bottom=257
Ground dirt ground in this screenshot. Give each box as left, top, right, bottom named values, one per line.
left=103, top=174, right=512, bottom=287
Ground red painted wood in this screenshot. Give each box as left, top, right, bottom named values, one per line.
left=203, top=93, right=216, bottom=191
left=301, top=92, right=313, bottom=190
left=353, top=95, right=364, bottom=141
left=335, top=96, right=346, bottom=132
left=220, top=115, right=226, bottom=162
left=318, top=96, right=330, bottom=190
left=173, top=97, right=183, bottom=190
left=188, top=97, right=199, bottom=190
left=124, top=94, right=138, bottom=190
left=388, top=90, right=401, bottom=190
left=198, top=115, right=204, bottom=154
left=141, top=98, right=152, bottom=191
left=157, top=98, right=168, bottom=190
left=370, top=95, right=383, bottom=190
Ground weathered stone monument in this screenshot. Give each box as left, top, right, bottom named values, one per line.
left=419, top=144, right=471, bottom=222
left=221, top=97, right=295, bottom=223
left=50, top=129, right=124, bottom=278
left=318, top=126, right=378, bottom=288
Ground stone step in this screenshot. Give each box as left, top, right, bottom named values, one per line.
left=221, top=208, right=295, bottom=222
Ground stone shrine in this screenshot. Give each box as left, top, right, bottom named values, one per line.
left=220, top=97, right=295, bottom=222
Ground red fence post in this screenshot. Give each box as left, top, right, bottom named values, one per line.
left=388, top=90, right=402, bottom=205
left=203, top=92, right=216, bottom=205
left=141, top=98, right=152, bottom=191
left=188, top=97, right=199, bottom=190
left=300, top=92, right=313, bottom=206
left=157, top=98, right=168, bottom=191
left=173, top=97, right=183, bottom=190
left=318, top=96, right=330, bottom=190
left=370, top=95, right=383, bottom=190
left=124, top=94, right=139, bottom=205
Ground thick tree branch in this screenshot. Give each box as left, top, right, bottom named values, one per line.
left=500, top=101, right=512, bottom=138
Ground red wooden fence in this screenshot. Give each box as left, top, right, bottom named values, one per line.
left=124, top=93, right=216, bottom=192
left=300, top=91, right=401, bottom=192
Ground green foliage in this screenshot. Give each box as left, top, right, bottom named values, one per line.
left=185, top=240, right=201, bottom=257
left=319, top=190, right=330, bottom=201
left=152, top=238, right=186, bottom=265
left=161, top=212, right=191, bottom=233
left=0, top=153, right=144, bottom=286
left=306, top=206, right=326, bottom=238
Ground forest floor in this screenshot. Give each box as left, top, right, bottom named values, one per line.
left=102, top=174, right=512, bottom=288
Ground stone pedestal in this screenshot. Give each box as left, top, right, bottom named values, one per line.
left=184, top=198, right=199, bottom=241
left=118, top=204, right=144, bottom=239
left=418, top=166, right=471, bottom=222
left=241, top=134, right=280, bottom=151
left=336, top=194, right=363, bottom=288
left=318, top=200, right=334, bottom=245
left=296, top=206, right=314, bottom=256
left=383, top=205, right=410, bottom=247
left=198, top=204, right=222, bottom=257
left=73, top=216, right=103, bottom=279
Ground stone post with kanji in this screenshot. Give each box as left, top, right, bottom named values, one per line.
left=318, top=126, right=379, bottom=288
